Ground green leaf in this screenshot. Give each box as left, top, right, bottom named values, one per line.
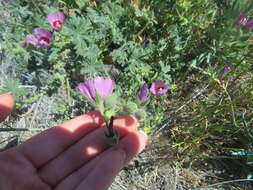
left=209, top=125, right=229, bottom=133
left=75, top=0, right=89, bottom=8
left=134, top=109, right=147, bottom=120
left=0, top=79, right=28, bottom=101
left=125, top=102, right=138, bottom=113
left=104, top=93, right=118, bottom=107
left=104, top=109, right=115, bottom=122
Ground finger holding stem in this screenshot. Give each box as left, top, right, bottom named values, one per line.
left=105, top=116, right=120, bottom=145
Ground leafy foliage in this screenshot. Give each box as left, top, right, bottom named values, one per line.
left=0, top=79, right=28, bottom=101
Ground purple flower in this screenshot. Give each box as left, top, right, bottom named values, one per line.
left=25, top=28, right=53, bottom=48
left=139, top=83, right=149, bottom=103
left=245, top=18, right=253, bottom=31
left=78, top=80, right=96, bottom=100
left=220, top=65, right=231, bottom=75
left=47, top=12, right=65, bottom=30
left=78, top=77, right=115, bottom=100
left=93, top=77, right=115, bottom=100
left=150, top=80, right=168, bottom=96
left=236, top=12, right=249, bottom=26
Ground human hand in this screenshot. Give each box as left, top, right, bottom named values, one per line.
left=0, top=93, right=147, bottom=190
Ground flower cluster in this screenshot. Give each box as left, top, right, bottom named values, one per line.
left=139, top=80, right=168, bottom=104
left=236, top=12, right=253, bottom=31
left=79, top=77, right=168, bottom=105
left=78, top=77, right=168, bottom=143
left=78, top=77, right=168, bottom=116
left=23, top=12, right=65, bottom=48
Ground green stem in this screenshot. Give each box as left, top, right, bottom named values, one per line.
left=98, top=100, right=105, bottom=116
left=66, top=78, right=71, bottom=105
left=223, top=86, right=238, bottom=127
left=16, top=91, right=47, bottom=108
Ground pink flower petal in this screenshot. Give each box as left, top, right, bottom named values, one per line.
left=139, top=83, right=149, bottom=103
left=47, top=12, right=65, bottom=30
left=94, top=77, right=115, bottom=100
left=150, top=80, right=168, bottom=96
left=78, top=80, right=96, bottom=100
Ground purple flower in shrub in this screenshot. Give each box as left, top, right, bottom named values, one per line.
left=245, top=18, right=253, bottom=31
left=25, top=28, right=53, bottom=48
left=78, top=77, right=115, bottom=100
left=150, top=80, right=168, bottom=96
left=139, top=83, right=149, bottom=103
left=47, top=12, right=65, bottom=30
left=236, top=12, right=249, bottom=26
left=220, top=65, right=231, bottom=75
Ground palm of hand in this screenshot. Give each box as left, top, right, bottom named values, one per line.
left=0, top=93, right=147, bottom=190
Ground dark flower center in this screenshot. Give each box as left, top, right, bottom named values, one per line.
left=39, top=37, right=50, bottom=45
left=155, top=87, right=164, bottom=93
left=53, top=20, right=62, bottom=28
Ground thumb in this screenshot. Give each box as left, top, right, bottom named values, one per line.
left=0, top=93, right=15, bottom=122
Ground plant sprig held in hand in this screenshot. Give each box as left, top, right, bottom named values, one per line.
left=78, top=77, right=169, bottom=145
left=78, top=77, right=119, bottom=145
